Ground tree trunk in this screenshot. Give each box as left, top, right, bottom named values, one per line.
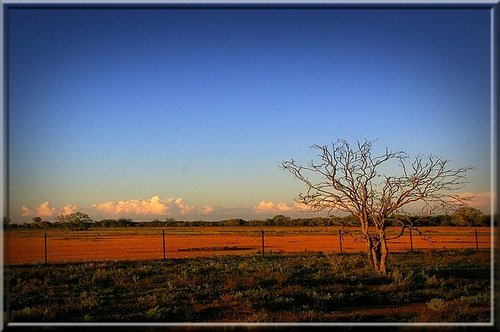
left=365, top=237, right=377, bottom=271
left=364, top=232, right=388, bottom=275
left=378, top=230, right=388, bottom=275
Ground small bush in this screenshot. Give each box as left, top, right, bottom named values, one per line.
left=459, top=292, right=490, bottom=306
left=144, top=305, right=167, bottom=320
left=425, top=275, right=441, bottom=288
left=91, top=268, right=110, bottom=283
left=427, top=298, right=447, bottom=312
left=79, top=291, right=99, bottom=310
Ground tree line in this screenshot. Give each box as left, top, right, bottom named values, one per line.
left=7, top=207, right=494, bottom=230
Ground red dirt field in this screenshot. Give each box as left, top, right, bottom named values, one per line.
left=5, top=227, right=493, bottom=264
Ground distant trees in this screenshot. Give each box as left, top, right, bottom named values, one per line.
left=56, top=212, right=94, bottom=230
left=272, top=215, right=291, bottom=226
left=281, top=139, right=473, bottom=274
left=218, top=219, right=247, bottom=227
left=10, top=212, right=494, bottom=230
left=31, top=216, right=51, bottom=229
left=452, top=207, right=484, bottom=227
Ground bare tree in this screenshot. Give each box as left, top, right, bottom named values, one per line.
left=281, top=139, right=473, bottom=274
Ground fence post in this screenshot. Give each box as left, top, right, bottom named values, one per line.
left=409, top=228, right=414, bottom=251
left=338, top=229, right=343, bottom=254
left=44, top=233, right=48, bottom=264
left=474, top=230, right=479, bottom=250
left=162, top=229, right=166, bottom=259
left=261, top=230, right=265, bottom=257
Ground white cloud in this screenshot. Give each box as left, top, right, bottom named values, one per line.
left=254, top=201, right=276, bottom=213
left=36, top=202, right=57, bottom=217
left=21, top=202, right=79, bottom=218
left=21, top=205, right=33, bottom=216
left=91, top=196, right=205, bottom=217
left=61, top=204, right=77, bottom=216
left=255, top=201, right=308, bottom=213
left=293, top=201, right=311, bottom=212
left=92, top=195, right=168, bottom=216
left=174, top=198, right=194, bottom=215
left=276, top=202, right=292, bottom=212
left=200, top=205, right=215, bottom=214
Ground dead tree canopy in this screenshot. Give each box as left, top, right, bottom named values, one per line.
left=281, top=139, right=473, bottom=274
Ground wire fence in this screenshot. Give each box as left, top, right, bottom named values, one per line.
left=6, top=227, right=492, bottom=264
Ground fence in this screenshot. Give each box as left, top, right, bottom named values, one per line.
left=6, top=227, right=492, bottom=264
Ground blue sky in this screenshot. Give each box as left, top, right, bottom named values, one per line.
left=8, top=7, right=492, bottom=222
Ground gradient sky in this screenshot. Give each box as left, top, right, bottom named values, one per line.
left=8, top=6, right=492, bottom=222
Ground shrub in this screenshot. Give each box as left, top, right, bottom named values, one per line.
left=91, top=268, right=110, bottom=283
left=144, top=305, right=168, bottom=320
left=424, top=275, right=441, bottom=288
left=79, top=291, right=99, bottom=310
left=459, top=292, right=490, bottom=306
left=427, top=298, right=447, bottom=312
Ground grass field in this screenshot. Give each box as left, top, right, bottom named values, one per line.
left=6, top=226, right=492, bottom=264
left=6, top=249, right=492, bottom=323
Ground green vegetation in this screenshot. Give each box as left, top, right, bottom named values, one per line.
left=452, top=207, right=485, bottom=227
left=7, top=212, right=495, bottom=230
left=7, top=249, right=491, bottom=323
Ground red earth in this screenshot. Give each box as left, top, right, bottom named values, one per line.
left=5, top=226, right=492, bottom=264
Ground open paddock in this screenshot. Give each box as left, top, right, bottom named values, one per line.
left=6, top=226, right=493, bottom=264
